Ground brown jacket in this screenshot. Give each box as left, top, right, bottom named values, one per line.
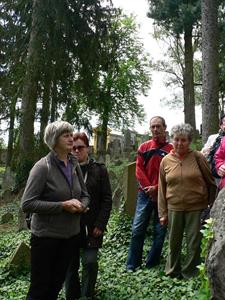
left=158, top=150, right=216, bottom=219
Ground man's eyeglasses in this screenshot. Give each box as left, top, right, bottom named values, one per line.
left=73, top=145, right=86, bottom=151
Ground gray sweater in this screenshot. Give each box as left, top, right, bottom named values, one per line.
left=21, top=151, right=89, bottom=238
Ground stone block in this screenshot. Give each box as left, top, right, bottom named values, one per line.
left=123, top=162, right=137, bottom=217
left=8, top=241, right=30, bottom=273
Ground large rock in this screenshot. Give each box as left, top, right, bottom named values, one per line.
left=1, top=212, right=13, bottom=224
left=206, top=188, right=225, bottom=300
left=1, top=167, right=15, bottom=191
left=8, top=241, right=30, bottom=273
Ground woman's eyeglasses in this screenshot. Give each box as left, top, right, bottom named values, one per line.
left=73, top=145, right=86, bottom=151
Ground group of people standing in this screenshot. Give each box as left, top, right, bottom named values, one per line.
left=21, top=115, right=224, bottom=299
left=126, top=116, right=217, bottom=280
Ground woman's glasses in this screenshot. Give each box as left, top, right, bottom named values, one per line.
left=73, top=145, right=86, bottom=151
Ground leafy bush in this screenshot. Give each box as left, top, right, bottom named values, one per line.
left=197, top=218, right=214, bottom=300
left=107, top=159, right=129, bottom=179
left=0, top=229, right=30, bottom=299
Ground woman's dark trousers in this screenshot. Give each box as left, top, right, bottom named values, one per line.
left=26, top=234, right=80, bottom=300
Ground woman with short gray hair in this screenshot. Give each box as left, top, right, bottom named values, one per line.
left=158, top=123, right=216, bottom=279
left=21, top=120, right=89, bottom=300
left=170, top=123, right=194, bottom=142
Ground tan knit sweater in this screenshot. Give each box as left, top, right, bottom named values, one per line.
left=158, top=150, right=216, bottom=219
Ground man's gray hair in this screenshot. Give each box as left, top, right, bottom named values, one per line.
left=44, top=121, right=73, bottom=150
left=171, top=123, right=194, bottom=141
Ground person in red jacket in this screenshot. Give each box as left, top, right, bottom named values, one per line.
left=126, top=116, right=173, bottom=271
left=214, top=136, right=225, bottom=189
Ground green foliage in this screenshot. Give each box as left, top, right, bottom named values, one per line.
left=0, top=230, right=30, bottom=300
left=191, top=137, right=203, bottom=151
left=148, top=0, right=201, bottom=34
left=68, top=11, right=152, bottom=153
left=96, top=210, right=200, bottom=299
left=0, top=200, right=208, bottom=299
left=0, top=166, right=5, bottom=175
left=0, top=201, right=30, bottom=300
left=1, top=0, right=118, bottom=169
left=196, top=218, right=214, bottom=300
left=94, top=11, right=151, bottom=129
left=107, top=159, right=129, bottom=178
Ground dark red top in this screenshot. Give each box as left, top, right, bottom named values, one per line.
left=136, top=139, right=173, bottom=199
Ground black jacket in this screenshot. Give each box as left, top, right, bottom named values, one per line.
left=80, top=159, right=112, bottom=248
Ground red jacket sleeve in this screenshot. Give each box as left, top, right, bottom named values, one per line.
left=215, top=137, right=225, bottom=171
left=136, top=150, right=151, bottom=188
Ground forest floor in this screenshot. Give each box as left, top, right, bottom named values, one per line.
left=0, top=197, right=204, bottom=300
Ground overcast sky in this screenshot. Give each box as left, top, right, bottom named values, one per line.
left=112, top=0, right=201, bottom=133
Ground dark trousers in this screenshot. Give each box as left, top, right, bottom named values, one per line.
left=65, top=248, right=99, bottom=300
left=64, top=251, right=81, bottom=300
left=81, top=248, right=98, bottom=298
left=26, top=234, right=80, bottom=300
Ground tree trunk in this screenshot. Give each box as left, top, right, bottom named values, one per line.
left=18, top=0, right=42, bottom=185
left=183, top=26, right=196, bottom=131
left=97, top=108, right=109, bottom=163
left=2, top=96, right=17, bottom=190
left=201, top=0, right=219, bottom=143
left=50, top=79, right=57, bottom=122
left=101, top=114, right=108, bottom=158
left=39, top=72, right=51, bottom=156
left=6, top=96, right=17, bottom=168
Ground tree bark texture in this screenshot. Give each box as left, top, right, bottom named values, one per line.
left=39, top=71, right=51, bottom=156
left=183, top=27, right=196, bottom=131
left=50, top=79, right=58, bottom=122
left=18, top=0, right=43, bottom=182
left=201, top=0, right=219, bottom=143
left=20, top=0, right=42, bottom=155
left=6, top=96, right=17, bottom=167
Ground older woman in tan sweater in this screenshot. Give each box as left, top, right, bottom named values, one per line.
left=158, top=123, right=216, bottom=279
